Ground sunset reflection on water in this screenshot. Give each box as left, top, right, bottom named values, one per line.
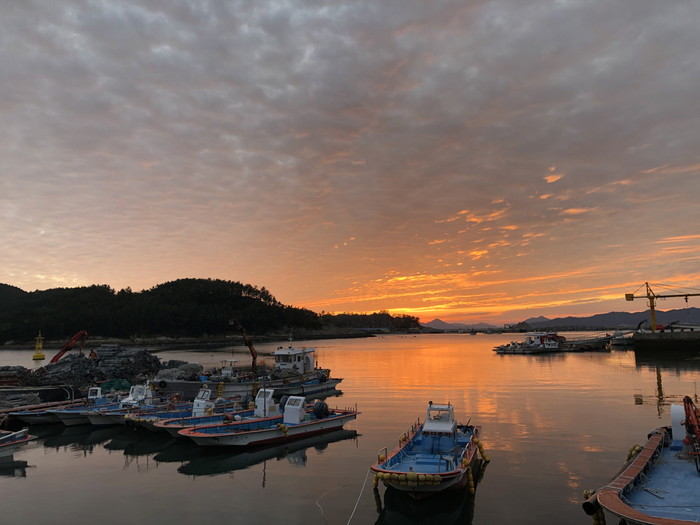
left=2, top=334, right=699, bottom=524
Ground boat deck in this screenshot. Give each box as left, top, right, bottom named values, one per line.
left=388, top=450, right=462, bottom=474
left=382, top=431, right=472, bottom=475
left=621, top=445, right=700, bottom=522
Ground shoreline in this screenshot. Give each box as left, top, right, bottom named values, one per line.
left=1, top=329, right=382, bottom=353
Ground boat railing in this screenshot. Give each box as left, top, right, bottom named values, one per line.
left=375, top=418, right=422, bottom=467
left=398, top=418, right=420, bottom=446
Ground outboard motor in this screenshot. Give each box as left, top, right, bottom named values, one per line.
left=313, top=399, right=329, bottom=419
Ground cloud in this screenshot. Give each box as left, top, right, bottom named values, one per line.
left=2, top=0, right=700, bottom=323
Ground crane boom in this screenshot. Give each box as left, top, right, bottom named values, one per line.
left=230, top=319, right=257, bottom=373
left=625, top=282, right=700, bottom=331
left=49, top=330, right=89, bottom=364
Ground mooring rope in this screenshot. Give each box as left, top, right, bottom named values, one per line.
left=345, top=468, right=372, bottom=524
left=315, top=480, right=350, bottom=524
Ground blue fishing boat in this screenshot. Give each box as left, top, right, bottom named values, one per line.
left=0, top=428, right=36, bottom=458
left=85, top=384, right=189, bottom=426
left=584, top=395, right=700, bottom=524
left=47, top=387, right=122, bottom=426
left=178, top=393, right=358, bottom=447
left=370, top=401, right=489, bottom=498
left=124, top=387, right=242, bottom=431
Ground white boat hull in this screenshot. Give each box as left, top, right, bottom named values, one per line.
left=184, top=411, right=357, bottom=447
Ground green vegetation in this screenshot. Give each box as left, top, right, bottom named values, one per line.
left=0, top=279, right=421, bottom=343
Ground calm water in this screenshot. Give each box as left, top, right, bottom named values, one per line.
left=1, top=333, right=698, bottom=524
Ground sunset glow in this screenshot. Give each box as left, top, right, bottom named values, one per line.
left=2, top=2, right=700, bottom=325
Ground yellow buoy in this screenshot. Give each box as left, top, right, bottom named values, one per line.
left=32, top=331, right=45, bottom=360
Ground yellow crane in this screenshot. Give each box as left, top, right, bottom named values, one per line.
left=625, top=282, right=700, bottom=332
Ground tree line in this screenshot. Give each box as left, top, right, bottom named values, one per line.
left=0, top=279, right=421, bottom=342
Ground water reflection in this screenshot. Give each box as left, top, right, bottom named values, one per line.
left=43, top=425, right=124, bottom=449
left=0, top=458, right=28, bottom=477
left=631, top=352, right=700, bottom=418
left=373, top=462, right=487, bottom=525
left=177, top=428, right=359, bottom=478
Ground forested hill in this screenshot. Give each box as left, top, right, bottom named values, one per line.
left=0, top=279, right=421, bottom=343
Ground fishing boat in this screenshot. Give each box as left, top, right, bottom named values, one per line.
left=85, top=384, right=188, bottom=426
left=0, top=428, right=36, bottom=458
left=124, top=387, right=242, bottom=431
left=560, top=332, right=613, bottom=352
left=583, top=395, right=700, bottom=524
left=8, top=398, right=86, bottom=425
left=150, top=346, right=338, bottom=400
left=493, top=332, right=565, bottom=354
left=47, top=387, right=122, bottom=426
left=179, top=393, right=358, bottom=447
left=152, top=407, right=256, bottom=437
left=370, top=401, right=488, bottom=498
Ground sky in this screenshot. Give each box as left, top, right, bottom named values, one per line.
left=2, top=0, right=700, bottom=325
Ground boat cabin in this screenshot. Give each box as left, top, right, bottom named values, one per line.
left=422, top=402, right=457, bottom=453
left=254, top=388, right=280, bottom=418
left=87, top=387, right=102, bottom=400
left=282, top=396, right=307, bottom=425
left=191, top=387, right=215, bottom=417
left=272, top=347, right=316, bottom=374
left=120, top=384, right=152, bottom=409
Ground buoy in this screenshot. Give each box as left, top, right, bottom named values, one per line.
left=475, top=439, right=490, bottom=462
left=626, top=444, right=642, bottom=462
left=32, top=331, right=45, bottom=361
left=467, top=467, right=475, bottom=495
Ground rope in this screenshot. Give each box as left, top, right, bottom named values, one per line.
left=315, top=481, right=350, bottom=524
left=346, top=468, right=372, bottom=525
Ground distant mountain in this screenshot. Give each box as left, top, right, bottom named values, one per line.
left=525, top=308, right=700, bottom=329
left=523, top=316, right=550, bottom=325
left=422, top=319, right=497, bottom=330
left=423, top=308, right=700, bottom=332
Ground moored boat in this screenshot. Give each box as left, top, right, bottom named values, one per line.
left=370, top=401, right=488, bottom=498
left=85, top=384, right=188, bottom=426
left=583, top=395, right=700, bottom=524
left=8, top=398, right=87, bottom=425
left=124, top=387, right=242, bottom=431
left=47, top=387, right=122, bottom=426
left=0, top=428, right=36, bottom=458
left=493, top=332, right=565, bottom=354
left=179, top=393, right=358, bottom=447
left=150, top=345, right=338, bottom=400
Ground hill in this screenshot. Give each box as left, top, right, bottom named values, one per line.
left=422, top=319, right=498, bottom=330
left=0, top=279, right=422, bottom=343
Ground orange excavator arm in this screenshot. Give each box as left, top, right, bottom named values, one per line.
left=231, top=319, right=257, bottom=373
left=49, top=330, right=89, bottom=364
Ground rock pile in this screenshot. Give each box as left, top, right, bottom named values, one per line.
left=2, top=345, right=163, bottom=389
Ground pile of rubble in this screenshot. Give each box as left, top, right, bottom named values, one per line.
left=0, top=345, right=163, bottom=389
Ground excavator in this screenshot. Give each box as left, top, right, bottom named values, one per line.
left=49, top=330, right=89, bottom=364
left=230, top=319, right=258, bottom=373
